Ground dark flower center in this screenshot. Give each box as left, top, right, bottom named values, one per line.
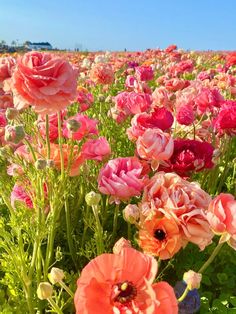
left=113, top=281, right=137, bottom=304
left=154, top=229, right=166, bottom=241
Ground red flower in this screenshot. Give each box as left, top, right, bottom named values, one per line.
left=160, top=139, right=214, bottom=176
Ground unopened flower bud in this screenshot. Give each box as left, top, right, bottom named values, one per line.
left=4, top=125, right=25, bottom=144
left=123, top=204, right=140, bottom=224
left=48, top=267, right=65, bottom=285
left=37, top=282, right=53, bottom=300
left=98, top=94, right=105, bottom=102
left=113, top=238, right=131, bottom=254
left=183, top=270, right=202, bottom=290
left=47, top=159, right=55, bottom=168
left=5, top=108, right=19, bottom=120
left=67, top=119, right=80, bottom=132
left=105, top=95, right=112, bottom=103
left=34, top=159, right=47, bottom=170
left=85, top=191, right=101, bottom=206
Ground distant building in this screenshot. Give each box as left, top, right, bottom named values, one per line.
left=25, top=42, right=53, bottom=51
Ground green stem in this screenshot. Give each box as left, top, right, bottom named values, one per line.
left=92, top=205, right=104, bottom=255
left=112, top=204, right=119, bottom=244
left=45, top=114, right=51, bottom=160
left=48, top=297, right=64, bottom=314
left=57, top=111, right=64, bottom=179
left=198, top=242, right=224, bottom=274
left=65, top=198, right=77, bottom=269
left=178, top=286, right=190, bottom=303
left=59, top=281, right=74, bottom=298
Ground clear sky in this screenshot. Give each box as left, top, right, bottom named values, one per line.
left=0, top=0, right=236, bottom=51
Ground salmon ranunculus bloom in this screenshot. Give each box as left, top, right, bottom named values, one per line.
left=6, top=51, right=78, bottom=114
left=0, top=56, right=16, bottom=85
left=138, top=214, right=183, bottom=260
left=74, top=247, right=178, bottom=313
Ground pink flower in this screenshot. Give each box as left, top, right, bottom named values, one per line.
left=207, top=193, right=236, bottom=236
left=169, top=59, right=194, bottom=76
left=114, top=91, right=152, bottom=119
left=194, top=88, right=223, bottom=115
left=165, top=78, right=189, bottom=92
left=90, top=63, right=114, bottom=85
left=176, top=103, right=195, bottom=125
left=136, top=128, right=174, bottom=169
left=74, top=247, right=178, bottom=314
left=6, top=52, right=78, bottom=114
left=213, top=100, right=236, bottom=135
left=81, top=137, right=111, bottom=161
left=0, top=57, right=16, bottom=85
left=77, top=87, right=94, bottom=112
left=125, top=75, right=138, bottom=89
left=127, top=107, right=174, bottom=141
left=63, top=113, right=98, bottom=141
left=98, top=157, right=146, bottom=203
left=0, top=89, right=14, bottom=109
left=135, top=66, right=154, bottom=81
left=11, top=183, right=33, bottom=209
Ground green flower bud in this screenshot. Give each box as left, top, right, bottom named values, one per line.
left=5, top=108, right=19, bottom=120
left=66, top=119, right=80, bottom=132
left=34, top=159, right=47, bottom=170
left=37, top=282, right=53, bottom=300
left=48, top=267, right=65, bottom=285
left=4, top=125, right=25, bottom=144
left=85, top=191, right=101, bottom=206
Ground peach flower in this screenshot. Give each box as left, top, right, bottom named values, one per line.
left=136, top=128, right=174, bottom=169
left=0, top=56, right=16, bottom=85
left=6, top=51, right=77, bottom=114
left=90, top=63, right=114, bottom=85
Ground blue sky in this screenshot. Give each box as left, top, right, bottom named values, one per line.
left=0, top=0, right=236, bottom=51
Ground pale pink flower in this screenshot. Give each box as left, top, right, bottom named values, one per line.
left=136, top=128, right=174, bottom=168
left=0, top=57, right=16, bottom=85
left=183, top=270, right=202, bottom=290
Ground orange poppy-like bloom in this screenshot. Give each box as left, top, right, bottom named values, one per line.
left=74, top=247, right=178, bottom=313
left=138, top=214, right=183, bottom=260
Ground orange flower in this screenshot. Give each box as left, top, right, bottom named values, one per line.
left=138, top=214, right=183, bottom=260
left=74, top=247, right=178, bottom=313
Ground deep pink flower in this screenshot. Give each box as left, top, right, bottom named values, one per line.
left=11, top=183, right=33, bottom=209
left=127, top=107, right=173, bottom=141
left=98, top=157, right=146, bottom=203
left=213, top=100, right=236, bottom=135
left=176, top=103, right=195, bottom=125
left=135, top=66, right=154, bottom=81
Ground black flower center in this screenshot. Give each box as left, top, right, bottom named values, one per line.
left=154, top=229, right=166, bottom=241
left=113, top=281, right=137, bottom=304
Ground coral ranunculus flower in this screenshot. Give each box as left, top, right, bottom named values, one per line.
left=6, top=51, right=78, bottom=114
left=74, top=247, right=178, bottom=313
left=138, top=215, right=183, bottom=260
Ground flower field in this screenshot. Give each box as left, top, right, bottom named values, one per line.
left=0, top=46, right=236, bottom=313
